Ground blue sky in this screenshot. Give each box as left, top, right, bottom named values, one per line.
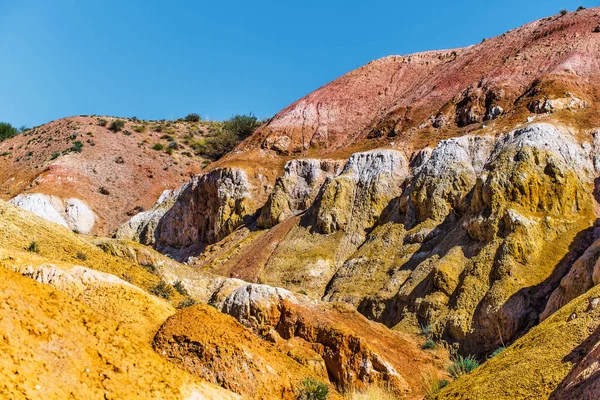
left=0, top=0, right=594, bottom=127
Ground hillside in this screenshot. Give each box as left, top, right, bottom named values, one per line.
left=0, top=116, right=216, bottom=234
left=6, top=6, right=600, bottom=400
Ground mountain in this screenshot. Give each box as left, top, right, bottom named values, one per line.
left=4, top=6, right=600, bottom=400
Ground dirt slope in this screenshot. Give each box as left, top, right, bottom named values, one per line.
left=0, top=266, right=237, bottom=400
left=0, top=116, right=215, bottom=234
left=228, top=7, right=600, bottom=162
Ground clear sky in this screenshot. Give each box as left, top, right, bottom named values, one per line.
left=0, top=0, right=595, bottom=127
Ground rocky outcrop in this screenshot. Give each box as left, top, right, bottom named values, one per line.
left=314, top=149, right=408, bottom=235
left=153, top=304, right=334, bottom=400
left=9, top=193, right=96, bottom=234
left=115, top=188, right=181, bottom=245
left=219, top=284, right=446, bottom=397
left=157, top=168, right=251, bottom=251
left=117, top=168, right=253, bottom=259
left=187, top=123, right=597, bottom=357
left=257, top=159, right=344, bottom=228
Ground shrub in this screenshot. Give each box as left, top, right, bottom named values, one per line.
left=173, top=280, right=188, bottom=296
left=108, top=120, right=125, bottom=132
left=577, top=6, right=585, bottom=11
left=71, top=141, right=83, bottom=153
left=185, top=113, right=201, bottom=122
left=75, top=252, right=87, bottom=261
left=447, top=355, right=479, bottom=378
left=50, top=151, right=60, bottom=160
left=223, top=113, right=261, bottom=140
left=297, top=378, right=328, bottom=400
left=99, top=186, right=110, bottom=195
left=97, top=118, right=108, bottom=127
left=559, top=9, right=568, bottom=15
left=0, top=122, right=18, bottom=142
left=489, top=346, right=505, bottom=358
left=141, top=263, right=156, bottom=274
left=151, top=280, right=174, bottom=300
left=297, top=290, right=308, bottom=296
left=422, top=339, right=437, bottom=350
left=152, top=143, right=164, bottom=151
left=421, top=370, right=450, bottom=398
left=133, top=125, right=146, bottom=133
left=27, top=240, right=39, bottom=253
left=177, top=297, right=197, bottom=309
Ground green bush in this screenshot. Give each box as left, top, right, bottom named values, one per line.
left=75, top=252, right=87, bottom=261
left=151, top=280, right=174, bottom=300
left=490, top=347, right=505, bottom=358
left=50, top=151, right=60, bottom=160
left=72, top=141, right=83, bottom=153
left=223, top=113, right=261, bottom=140
left=109, top=120, right=125, bottom=132
left=185, top=113, right=201, bottom=122
left=152, top=143, right=164, bottom=151
left=422, top=339, right=437, bottom=350
left=0, top=122, right=18, bottom=142
left=141, top=263, right=156, bottom=274
left=560, top=9, right=568, bottom=15
left=296, top=378, right=328, bottom=400
left=27, top=240, right=39, bottom=253
left=448, top=355, right=479, bottom=379
left=97, top=118, right=108, bottom=127
left=133, top=125, right=146, bottom=133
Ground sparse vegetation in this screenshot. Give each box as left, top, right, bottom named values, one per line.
left=344, top=383, right=396, bottom=400
left=108, top=120, right=125, bottom=132
left=490, top=346, right=505, bottom=358
left=421, top=370, right=449, bottom=399
left=151, top=280, right=174, bottom=300
left=141, top=263, right=156, bottom=274
left=173, top=280, right=188, bottom=296
left=191, top=114, right=260, bottom=161
left=297, top=289, right=308, bottom=295
left=75, top=252, right=88, bottom=261
left=447, top=355, right=480, bottom=378
left=133, top=125, right=146, bottom=133
left=185, top=113, right=201, bottom=122
left=97, top=118, right=108, bottom=127
left=297, top=378, right=328, bottom=400
left=0, top=122, right=18, bottom=142
left=26, top=240, right=39, bottom=253
left=422, top=339, right=437, bottom=350
left=177, top=297, right=197, bottom=309
left=152, top=143, right=164, bottom=151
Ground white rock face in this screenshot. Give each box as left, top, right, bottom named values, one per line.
left=315, top=149, right=409, bottom=235
left=492, top=123, right=593, bottom=174
left=221, top=284, right=295, bottom=327
left=257, top=158, right=344, bottom=228
left=115, top=188, right=182, bottom=245
left=9, top=193, right=96, bottom=234
left=10, top=264, right=138, bottom=298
